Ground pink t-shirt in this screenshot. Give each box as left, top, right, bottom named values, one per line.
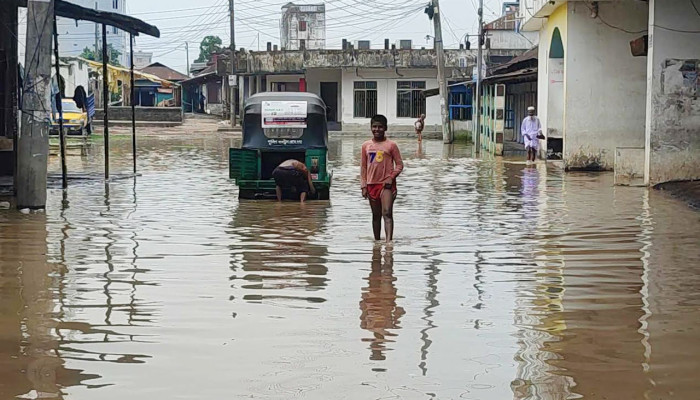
left=360, top=139, right=404, bottom=187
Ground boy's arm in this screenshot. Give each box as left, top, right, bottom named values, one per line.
left=360, top=143, right=368, bottom=188
left=389, top=143, right=404, bottom=181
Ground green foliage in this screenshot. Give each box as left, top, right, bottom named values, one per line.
left=79, top=44, right=122, bottom=66
left=196, top=35, right=223, bottom=62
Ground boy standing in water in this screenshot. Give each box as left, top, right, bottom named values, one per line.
left=361, top=115, right=404, bottom=242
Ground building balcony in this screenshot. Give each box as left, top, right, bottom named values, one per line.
left=519, top=0, right=567, bottom=31
left=519, top=0, right=629, bottom=31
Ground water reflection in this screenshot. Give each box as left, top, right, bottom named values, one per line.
left=229, top=201, right=330, bottom=306
left=359, top=245, right=404, bottom=361
left=0, top=213, right=98, bottom=399
left=1, top=136, right=699, bottom=399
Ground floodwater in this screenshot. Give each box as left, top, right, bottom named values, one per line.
left=1, top=135, right=699, bottom=400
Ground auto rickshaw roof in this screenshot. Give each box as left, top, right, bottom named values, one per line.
left=242, top=92, right=328, bottom=150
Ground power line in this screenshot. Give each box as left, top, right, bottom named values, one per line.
left=692, top=0, right=700, bottom=17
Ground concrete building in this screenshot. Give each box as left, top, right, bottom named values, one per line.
left=54, top=57, right=90, bottom=97
left=519, top=0, right=700, bottom=185
left=232, top=48, right=475, bottom=132
left=280, top=3, right=326, bottom=50
left=132, top=51, right=153, bottom=70
left=51, top=0, right=130, bottom=66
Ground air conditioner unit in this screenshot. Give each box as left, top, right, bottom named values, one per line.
left=396, top=40, right=412, bottom=50
left=354, top=40, right=370, bottom=50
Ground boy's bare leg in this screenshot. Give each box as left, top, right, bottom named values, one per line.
left=380, top=189, right=395, bottom=242
left=300, top=191, right=307, bottom=203
left=275, top=186, right=283, bottom=201
left=370, top=199, right=382, bottom=241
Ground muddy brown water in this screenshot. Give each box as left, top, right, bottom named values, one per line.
left=1, top=136, right=699, bottom=399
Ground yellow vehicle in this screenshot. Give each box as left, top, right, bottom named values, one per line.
left=51, top=99, right=89, bottom=136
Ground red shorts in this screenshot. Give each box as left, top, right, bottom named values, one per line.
left=366, top=183, right=397, bottom=202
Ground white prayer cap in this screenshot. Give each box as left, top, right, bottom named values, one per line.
left=527, top=106, right=535, bottom=111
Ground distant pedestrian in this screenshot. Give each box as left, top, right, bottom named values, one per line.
left=199, top=92, right=206, bottom=113
left=361, top=114, right=404, bottom=242
left=272, top=159, right=316, bottom=202
left=521, top=106, right=544, bottom=164
left=414, top=114, right=426, bottom=143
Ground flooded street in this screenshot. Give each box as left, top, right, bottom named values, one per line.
left=1, top=135, right=699, bottom=399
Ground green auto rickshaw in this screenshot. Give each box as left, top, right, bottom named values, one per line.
left=229, top=92, right=332, bottom=200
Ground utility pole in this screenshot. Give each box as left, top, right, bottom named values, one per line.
left=229, top=0, right=237, bottom=127
left=94, top=3, right=99, bottom=58
left=474, top=0, right=483, bottom=152
left=17, top=0, right=54, bottom=209
left=426, top=0, right=452, bottom=143
left=185, top=41, right=190, bottom=77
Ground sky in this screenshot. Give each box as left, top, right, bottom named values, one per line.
left=127, top=0, right=509, bottom=75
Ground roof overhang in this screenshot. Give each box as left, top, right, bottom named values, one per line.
left=180, top=72, right=221, bottom=85
left=520, top=0, right=567, bottom=32
left=17, top=0, right=159, bottom=37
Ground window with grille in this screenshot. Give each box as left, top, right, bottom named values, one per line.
left=113, top=0, right=118, bottom=9
left=112, top=26, right=118, bottom=34
left=299, top=20, right=307, bottom=31
left=396, top=81, right=426, bottom=118
left=353, top=81, right=377, bottom=118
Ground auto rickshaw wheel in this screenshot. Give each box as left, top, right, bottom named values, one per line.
left=317, top=188, right=330, bottom=200
left=238, top=189, right=256, bottom=199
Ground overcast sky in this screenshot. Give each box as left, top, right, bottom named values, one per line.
left=127, top=0, right=508, bottom=74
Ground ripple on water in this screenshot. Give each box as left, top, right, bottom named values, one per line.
left=0, top=136, right=698, bottom=399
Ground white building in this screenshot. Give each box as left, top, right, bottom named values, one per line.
left=53, top=57, right=90, bottom=97
left=235, top=49, right=474, bottom=132
left=132, top=51, right=153, bottom=70
left=280, top=3, right=326, bottom=50
left=52, top=0, right=129, bottom=66
left=519, top=0, right=700, bottom=186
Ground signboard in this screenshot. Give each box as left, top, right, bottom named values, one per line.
left=262, top=101, right=307, bottom=128
left=228, top=75, right=237, bottom=86
left=267, top=138, right=303, bottom=146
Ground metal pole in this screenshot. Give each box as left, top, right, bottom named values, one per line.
left=130, top=34, right=136, bottom=175
left=229, top=0, right=237, bottom=127
left=431, top=0, right=452, bottom=144
left=475, top=0, right=483, bottom=152
left=102, top=23, right=109, bottom=180
left=53, top=13, right=67, bottom=189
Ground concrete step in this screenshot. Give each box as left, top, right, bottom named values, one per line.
left=92, top=121, right=183, bottom=128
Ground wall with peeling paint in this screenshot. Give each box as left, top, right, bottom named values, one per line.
left=564, top=2, right=648, bottom=170
left=645, top=0, right=700, bottom=185
left=280, top=4, right=325, bottom=50
left=240, top=49, right=475, bottom=75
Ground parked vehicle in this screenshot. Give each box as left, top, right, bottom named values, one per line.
left=229, top=92, right=332, bottom=200
left=50, top=99, right=89, bottom=136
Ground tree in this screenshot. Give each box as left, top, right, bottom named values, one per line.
left=79, top=44, right=122, bottom=66
left=196, top=35, right=223, bottom=62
